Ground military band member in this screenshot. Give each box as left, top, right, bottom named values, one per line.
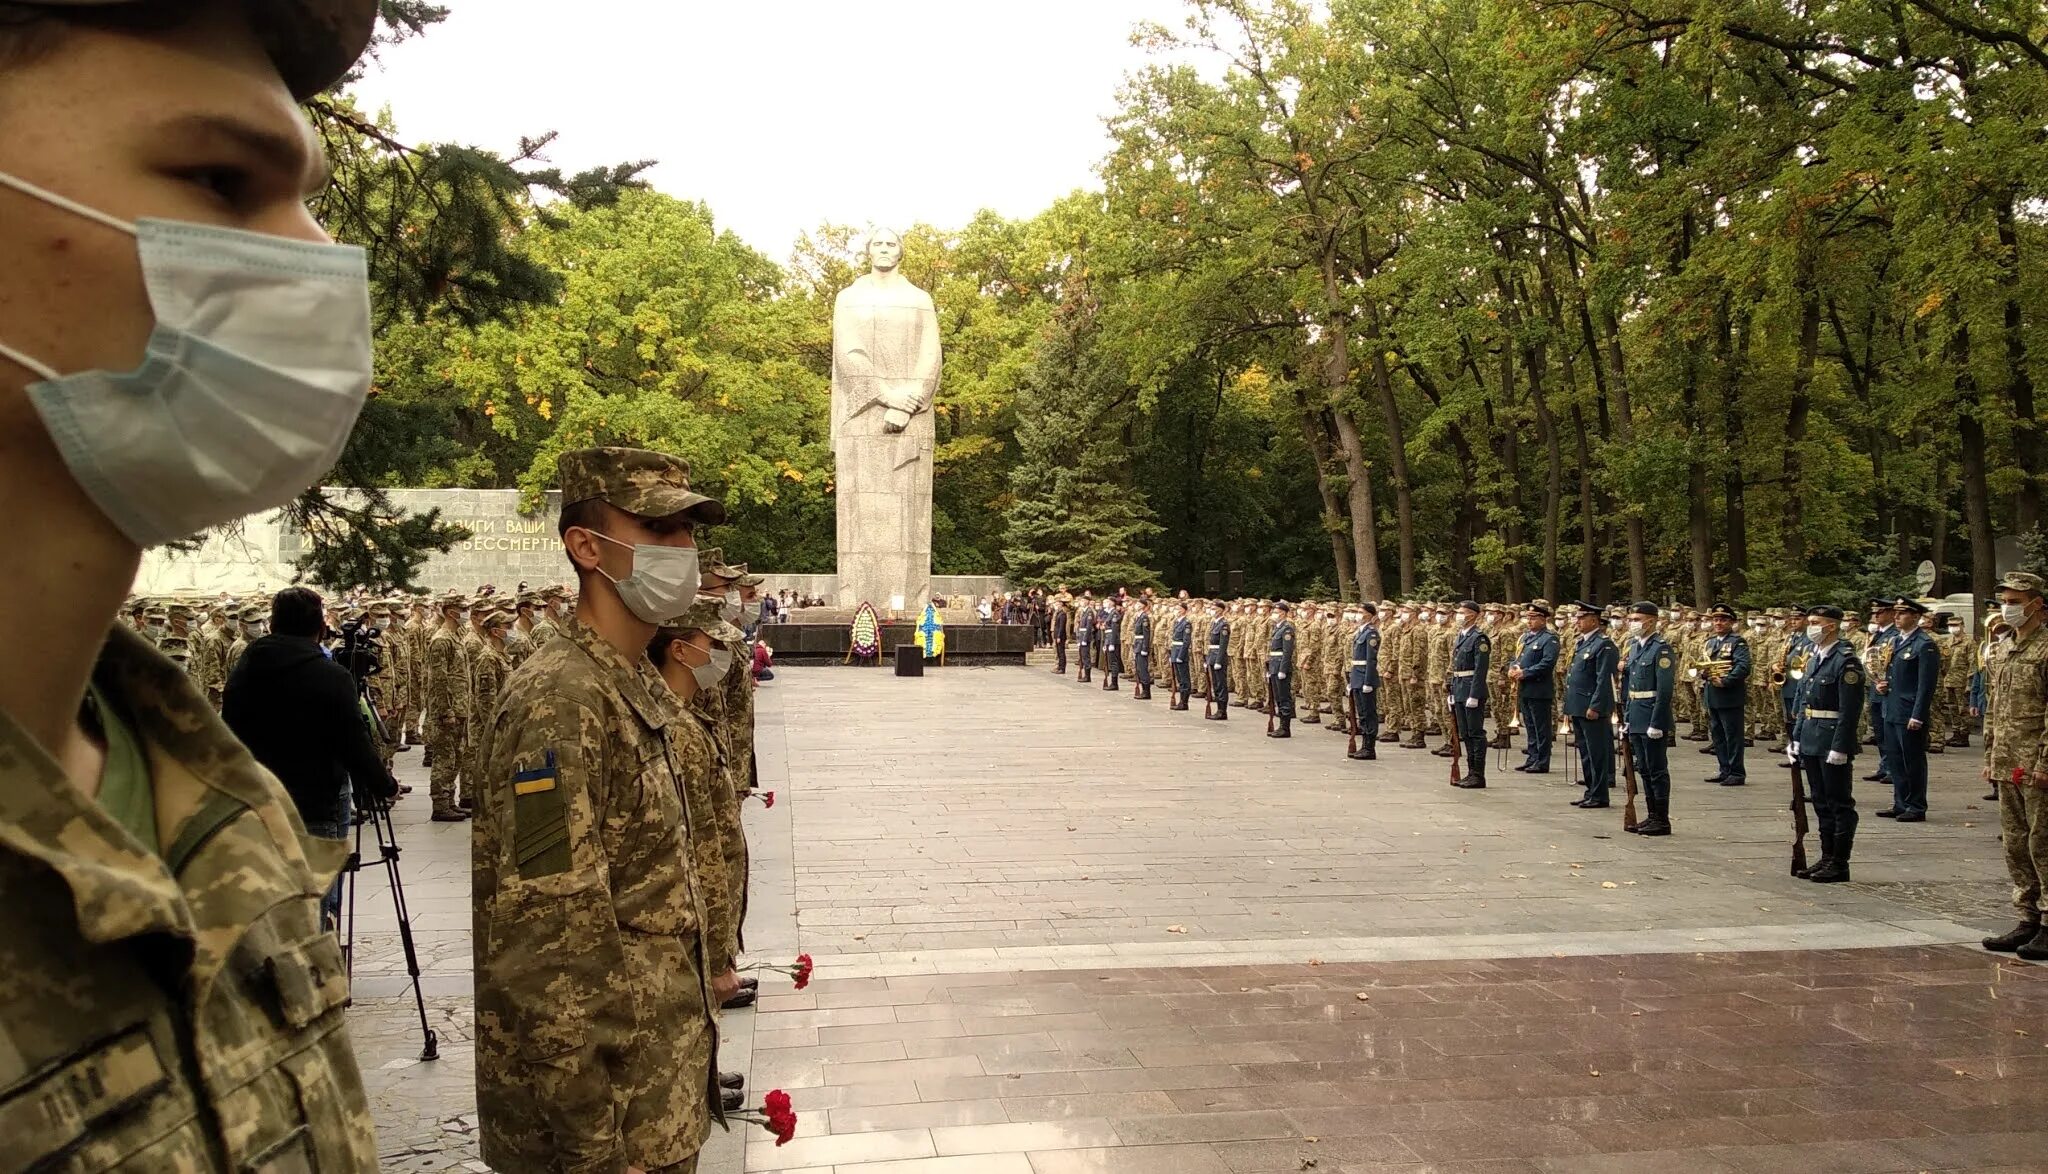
left=1265, top=601, right=1298, bottom=737
left=1981, top=573, right=2048, bottom=959
left=1777, top=609, right=1811, bottom=751
left=1205, top=604, right=1231, bottom=717
left=1347, top=603, right=1382, bottom=759
left=1511, top=602, right=1559, bottom=773
left=1565, top=602, right=1619, bottom=808
left=1132, top=598, right=1154, bottom=700
left=1702, top=604, right=1751, bottom=787
left=1619, top=602, right=1677, bottom=834
left=1877, top=597, right=1939, bottom=821
left=1790, top=605, right=1866, bottom=882
left=1447, top=601, right=1491, bottom=786
left=1170, top=602, right=1194, bottom=708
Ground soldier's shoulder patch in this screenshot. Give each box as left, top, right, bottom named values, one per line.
left=1658, top=655, right=1672, bottom=669
left=511, top=749, right=570, bottom=878
left=1477, top=635, right=1491, bottom=650
left=1844, top=669, right=1862, bottom=686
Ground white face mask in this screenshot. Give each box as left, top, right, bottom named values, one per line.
left=677, top=641, right=728, bottom=692
left=1627, top=619, right=1645, bottom=634
left=0, top=171, right=372, bottom=548
left=2003, top=602, right=2031, bottom=626
left=740, top=598, right=762, bottom=625
left=583, top=530, right=700, bottom=624
left=720, top=588, right=743, bottom=623
left=1807, top=624, right=1827, bottom=643
left=1867, top=622, right=1879, bottom=634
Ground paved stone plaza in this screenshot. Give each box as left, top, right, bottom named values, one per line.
left=346, top=664, right=2048, bottom=1172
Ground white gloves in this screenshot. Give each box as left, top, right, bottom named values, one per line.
left=1826, top=750, right=1848, bottom=766
left=1646, top=727, right=1664, bottom=739
left=1362, top=686, right=1374, bottom=694
left=1277, top=672, right=1287, bottom=679
left=1465, top=697, right=1479, bottom=709
left=1786, top=748, right=1799, bottom=766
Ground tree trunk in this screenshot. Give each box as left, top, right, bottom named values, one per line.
left=1290, top=384, right=1356, bottom=601
left=1952, top=313, right=1997, bottom=608
left=1781, top=244, right=1820, bottom=576
left=1997, top=193, right=2042, bottom=536
left=1595, top=302, right=1649, bottom=596
left=1359, top=233, right=1418, bottom=594
left=1720, top=298, right=1749, bottom=601
left=1320, top=248, right=1383, bottom=601
left=1929, top=456, right=1951, bottom=598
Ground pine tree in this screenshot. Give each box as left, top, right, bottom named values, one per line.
left=1002, top=300, right=1162, bottom=590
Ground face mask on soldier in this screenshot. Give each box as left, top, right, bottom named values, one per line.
left=1807, top=623, right=1826, bottom=643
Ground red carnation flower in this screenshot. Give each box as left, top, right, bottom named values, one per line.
left=764, top=1089, right=792, bottom=1115
left=792, top=953, right=814, bottom=990
left=763, top=790, right=776, bottom=808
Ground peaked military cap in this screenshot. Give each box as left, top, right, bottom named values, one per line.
left=668, top=597, right=744, bottom=643
left=1525, top=601, right=1553, bottom=616
left=1570, top=599, right=1600, bottom=614
left=1868, top=598, right=1896, bottom=611
left=1707, top=604, right=1737, bottom=620
left=1359, top=601, right=1378, bottom=615
left=557, top=446, right=726, bottom=524
left=1629, top=600, right=1659, bottom=617
left=1807, top=604, right=1844, bottom=620
left=1894, top=597, right=1929, bottom=614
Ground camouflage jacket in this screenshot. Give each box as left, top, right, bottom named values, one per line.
left=1984, top=623, right=2048, bottom=786
left=715, top=649, right=757, bottom=799
left=471, top=613, right=719, bottom=1172
left=425, top=627, right=470, bottom=721
left=683, top=690, right=749, bottom=976
left=472, top=639, right=511, bottom=729
left=0, top=626, right=375, bottom=1170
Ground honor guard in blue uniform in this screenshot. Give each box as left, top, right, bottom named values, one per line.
left=1347, top=603, right=1382, bottom=759
left=1563, top=601, right=1618, bottom=808
left=1101, top=601, right=1123, bottom=690
left=1878, top=596, right=1939, bottom=821
left=1205, top=605, right=1231, bottom=718
left=1169, top=603, right=1193, bottom=710
left=1702, top=603, right=1753, bottom=786
left=1791, top=605, right=1866, bottom=881
left=1076, top=594, right=1095, bottom=683
left=1132, top=600, right=1154, bottom=700
left=1620, top=601, right=1677, bottom=834
left=1863, top=599, right=1899, bottom=782
left=1511, top=602, right=1560, bottom=774
left=1449, top=600, right=1492, bottom=787
left=1266, top=601, right=1298, bottom=737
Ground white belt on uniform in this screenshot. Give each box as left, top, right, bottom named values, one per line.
left=1804, top=708, right=1840, bottom=719
left=1628, top=690, right=1658, bottom=699
left=1452, top=670, right=1475, bottom=678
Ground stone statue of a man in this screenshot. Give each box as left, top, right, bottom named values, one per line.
left=831, top=228, right=941, bottom=610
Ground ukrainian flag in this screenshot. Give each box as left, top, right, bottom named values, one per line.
left=920, top=603, right=945, bottom=659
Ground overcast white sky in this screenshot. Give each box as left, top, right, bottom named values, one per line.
left=348, top=0, right=1195, bottom=262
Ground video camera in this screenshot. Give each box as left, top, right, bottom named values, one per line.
left=336, top=619, right=383, bottom=683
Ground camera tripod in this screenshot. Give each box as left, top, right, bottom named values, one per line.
left=338, top=794, right=438, bottom=1061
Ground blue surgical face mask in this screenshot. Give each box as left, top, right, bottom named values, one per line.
left=0, top=171, right=373, bottom=548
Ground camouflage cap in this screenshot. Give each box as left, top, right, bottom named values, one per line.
left=668, top=597, right=745, bottom=644
left=557, top=446, right=726, bottom=524
left=239, top=604, right=267, bottom=622
left=516, top=589, right=544, bottom=607
left=2000, top=571, right=2046, bottom=594
left=437, top=591, right=470, bottom=610
left=28, top=0, right=377, bottom=101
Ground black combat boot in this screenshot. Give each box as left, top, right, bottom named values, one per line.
left=1304, top=712, right=1322, bottom=725
left=1985, top=920, right=2043, bottom=953
left=1794, top=831, right=1832, bottom=880
left=1635, top=794, right=1671, bottom=836
left=1378, top=730, right=1400, bottom=743
left=2016, top=925, right=2048, bottom=962
left=1806, top=832, right=1852, bottom=882
left=1268, top=718, right=1291, bottom=739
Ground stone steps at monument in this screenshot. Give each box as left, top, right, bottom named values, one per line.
left=1024, top=646, right=1058, bottom=667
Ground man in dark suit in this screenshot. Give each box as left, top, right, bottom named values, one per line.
left=1702, top=603, right=1753, bottom=786
left=1101, top=600, right=1123, bottom=691
left=1449, top=600, right=1492, bottom=788
left=1076, top=593, right=1095, bottom=683
left=1347, top=603, right=1382, bottom=759
left=1205, top=604, right=1231, bottom=718
left=1266, top=601, right=1298, bottom=737
left=1792, top=605, right=1866, bottom=881
left=1878, top=596, right=1940, bottom=822
left=1510, top=602, right=1560, bottom=774
left=1169, top=602, right=1194, bottom=709
left=1563, top=602, right=1618, bottom=808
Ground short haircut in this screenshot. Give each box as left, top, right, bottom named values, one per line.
left=271, top=586, right=325, bottom=638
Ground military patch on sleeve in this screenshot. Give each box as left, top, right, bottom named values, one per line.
left=1844, top=669, right=1862, bottom=686
left=1478, top=636, right=1490, bottom=651
left=1658, top=655, right=1672, bottom=669
left=512, top=749, right=570, bottom=879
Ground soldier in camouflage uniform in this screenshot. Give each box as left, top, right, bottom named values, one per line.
left=224, top=602, right=264, bottom=672
left=1296, top=603, right=1323, bottom=724
left=0, top=1, right=384, bottom=1165
left=1485, top=604, right=1514, bottom=749
left=469, top=605, right=514, bottom=774
left=190, top=600, right=230, bottom=707
left=1980, top=572, right=2048, bottom=961
left=424, top=593, right=472, bottom=821
left=473, top=447, right=727, bottom=1172
left=380, top=597, right=418, bottom=751
left=1389, top=605, right=1420, bottom=747
left=1932, top=613, right=1971, bottom=750
left=1427, top=605, right=1455, bottom=752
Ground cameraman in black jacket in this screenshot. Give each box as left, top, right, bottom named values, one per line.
left=223, top=587, right=397, bottom=927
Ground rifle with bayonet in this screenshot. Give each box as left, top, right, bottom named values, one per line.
left=1788, top=753, right=1810, bottom=876
left=1347, top=687, right=1361, bottom=757
left=1621, top=724, right=1641, bottom=832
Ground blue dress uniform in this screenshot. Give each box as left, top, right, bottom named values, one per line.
left=1205, top=613, right=1231, bottom=717
left=1620, top=608, right=1678, bottom=834
left=1514, top=617, right=1560, bottom=773
left=1266, top=604, right=1298, bottom=737
left=1132, top=609, right=1154, bottom=699
left=1563, top=614, right=1618, bottom=806
left=1076, top=603, right=1095, bottom=683
left=1880, top=605, right=1940, bottom=820
left=1792, top=619, right=1866, bottom=881
left=1169, top=612, right=1193, bottom=708
left=1347, top=613, right=1382, bottom=759
left=1101, top=606, right=1123, bottom=689
left=1449, top=602, right=1492, bottom=786
left=1702, top=611, right=1752, bottom=786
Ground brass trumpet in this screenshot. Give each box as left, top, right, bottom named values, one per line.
left=1693, top=659, right=1733, bottom=683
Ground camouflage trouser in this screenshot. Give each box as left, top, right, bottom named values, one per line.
left=1422, top=679, right=1443, bottom=735
left=2001, top=783, right=2048, bottom=918
left=1492, top=684, right=1514, bottom=736
left=426, top=721, right=464, bottom=813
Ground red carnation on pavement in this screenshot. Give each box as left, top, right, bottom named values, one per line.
left=793, top=953, right=814, bottom=990
left=736, top=1089, right=799, bottom=1146
left=764, top=790, right=776, bottom=808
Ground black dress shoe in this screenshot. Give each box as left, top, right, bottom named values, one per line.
left=1525, top=767, right=1550, bottom=775
left=1985, top=790, right=2000, bottom=801
left=720, top=1071, right=745, bottom=1090
left=1512, top=764, right=1529, bottom=773
left=1579, top=799, right=1609, bottom=808
left=1453, top=778, right=1486, bottom=789
left=1719, top=778, right=1745, bottom=787
left=1704, top=774, right=1727, bottom=784
left=1876, top=808, right=1898, bottom=818
left=721, top=1087, right=745, bottom=1112
left=1635, top=817, right=1672, bottom=836
left=738, top=976, right=759, bottom=991
left=1894, top=811, right=1925, bottom=822
left=720, top=988, right=758, bottom=1010
left=1985, top=921, right=2042, bottom=952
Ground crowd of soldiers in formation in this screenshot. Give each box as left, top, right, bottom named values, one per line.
left=1044, top=591, right=1982, bottom=753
